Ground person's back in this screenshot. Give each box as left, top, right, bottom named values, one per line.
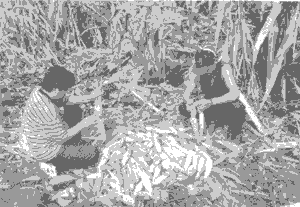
left=17, top=86, right=69, bottom=161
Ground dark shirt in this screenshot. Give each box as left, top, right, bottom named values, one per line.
left=193, top=61, right=230, bottom=100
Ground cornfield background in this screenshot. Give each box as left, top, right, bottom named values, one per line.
left=0, top=1, right=300, bottom=207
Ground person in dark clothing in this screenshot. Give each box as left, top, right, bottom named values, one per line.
left=179, top=49, right=246, bottom=142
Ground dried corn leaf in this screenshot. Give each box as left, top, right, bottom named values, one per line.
left=261, top=10, right=300, bottom=109
left=133, top=180, right=143, bottom=196
left=123, top=167, right=136, bottom=192
left=122, top=194, right=135, bottom=206
left=49, top=174, right=77, bottom=186
left=153, top=174, right=169, bottom=186
left=92, top=195, right=114, bottom=206
left=136, top=156, right=150, bottom=172
left=39, top=162, right=57, bottom=178
left=153, top=137, right=162, bottom=153
left=212, top=168, right=244, bottom=186
left=22, top=175, right=40, bottom=182
left=163, top=7, right=187, bottom=26
left=187, top=163, right=197, bottom=176
left=184, top=153, right=193, bottom=171
left=203, top=156, right=213, bottom=179
left=253, top=2, right=282, bottom=64
left=132, top=164, right=152, bottom=195
left=130, top=7, right=147, bottom=42
left=160, top=152, right=169, bottom=160
left=192, top=154, right=199, bottom=173
left=196, top=157, right=206, bottom=179
left=163, top=144, right=185, bottom=158
left=122, top=150, right=131, bottom=166
left=55, top=197, right=72, bottom=207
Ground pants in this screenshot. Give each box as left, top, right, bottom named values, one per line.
left=179, top=100, right=246, bottom=141
left=47, top=133, right=100, bottom=175
left=204, top=101, right=246, bottom=140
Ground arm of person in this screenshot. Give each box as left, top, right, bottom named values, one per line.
left=67, top=89, right=102, bottom=105
left=183, top=71, right=197, bottom=105
left=211, top=63, right=240, bottom=105
left=59, top=115, right=96, bottom=144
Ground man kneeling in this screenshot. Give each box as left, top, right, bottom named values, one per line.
left=17, top=66, right=103, bottom=174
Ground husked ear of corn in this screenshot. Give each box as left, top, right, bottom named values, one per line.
left=86, top=128, right=213, bottom=205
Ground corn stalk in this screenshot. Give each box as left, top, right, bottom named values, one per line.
left=259, top=8, right=300, bottom=112
left=92, top=79, right=106, bottom=143
left=253, top=2, right=282, bottom=65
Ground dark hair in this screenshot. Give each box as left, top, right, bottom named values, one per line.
left=40, top=66, right=76, bottom=92
left=195, top=50, right=217, bottom=68
left=1, top=87, right=8, bottom=93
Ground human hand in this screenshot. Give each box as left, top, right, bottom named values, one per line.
left=194, top=99, right=212, bottom=112
left=186, top=99, right=197, bottom=116
left=82, top=114, right=99, bottom=128
left=93, top=88, right=102, bottom=99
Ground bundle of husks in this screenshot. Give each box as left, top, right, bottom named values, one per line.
left=83, top=127, right=213, bottom=206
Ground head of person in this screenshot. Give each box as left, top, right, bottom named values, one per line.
left=40, top=66, right=76, bottom=100
left=194, top=49, right=218, bottom=68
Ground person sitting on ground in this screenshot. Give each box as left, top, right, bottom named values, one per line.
left=179, top=48, right=246, bottom=143
left=16, top=65, right=103, bottom=173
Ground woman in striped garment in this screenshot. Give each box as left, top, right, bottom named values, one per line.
left=17, top=66, right=103, bottom=173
